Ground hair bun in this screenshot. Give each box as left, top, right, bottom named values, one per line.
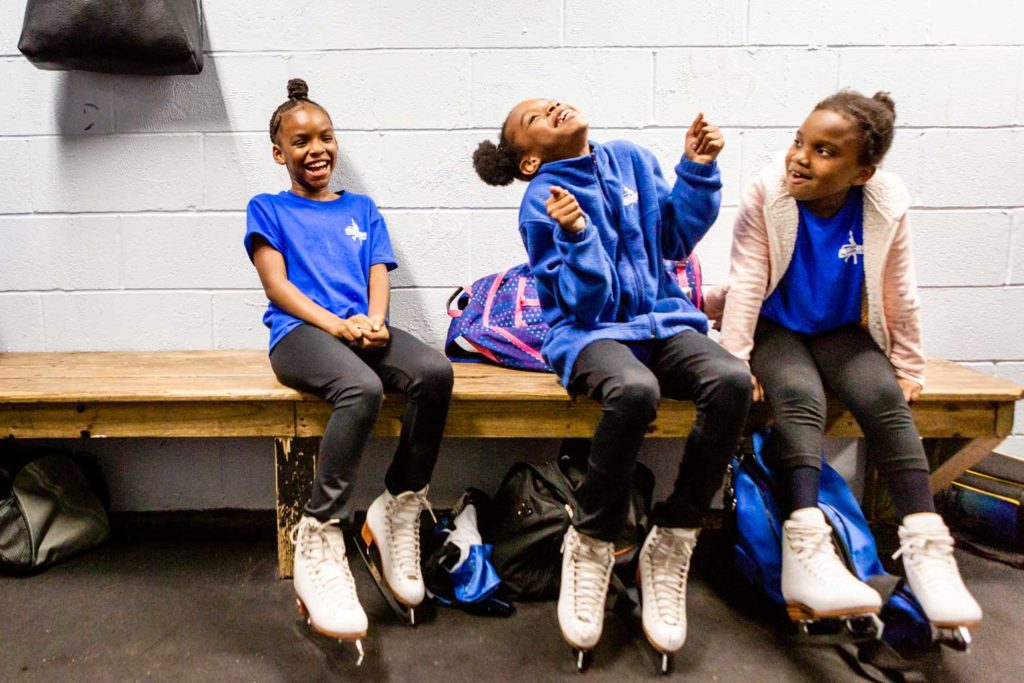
left=473, top=140, right=517, bottom=187
left=872, top=91, right=896, bottom=116
left=287, top=78, right=309, bottom=101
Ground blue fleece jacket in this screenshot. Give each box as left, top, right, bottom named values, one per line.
left=519, top=140, right=721, bottom=387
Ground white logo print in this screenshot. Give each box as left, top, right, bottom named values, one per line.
left=837, top=231, right=864, bottom=264
left=345, top=218, right=367, bottom=244
left=623, top=186, right=639, bottom=207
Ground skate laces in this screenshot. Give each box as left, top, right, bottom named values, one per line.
left=386, top=490, right=434, bottom=581
left=646, top=530, right=695, bottom=625
left=291, top=518, right=359, bottom=608
left=787, top=520, right=849, bottom=580
left=564, top=529, right=614, bottom=624
left=893, top=528, right=959, bottom=589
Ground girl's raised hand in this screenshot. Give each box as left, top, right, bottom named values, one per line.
left=546, top=186, right=587, bottom=233
left=685, top=112, right=724, bottom=165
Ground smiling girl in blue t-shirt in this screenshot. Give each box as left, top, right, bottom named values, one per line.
left=244, top=79, right=453, bottom=645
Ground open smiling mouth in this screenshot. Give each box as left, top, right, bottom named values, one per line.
left=788, top=168, right=810, bottom=183
left=305, top=159, right=331, bottom=177
left=554, top=108, right=575, bottom=127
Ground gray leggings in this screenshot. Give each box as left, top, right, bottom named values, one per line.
left=270, top=324, right=453, bottom=522
left=750, top=317, right=928, bottom=474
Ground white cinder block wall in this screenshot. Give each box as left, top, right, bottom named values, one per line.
left=2, top=1, right=1022, bottom=510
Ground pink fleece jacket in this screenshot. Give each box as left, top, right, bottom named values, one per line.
left=704, top=158, right=926, bottom=387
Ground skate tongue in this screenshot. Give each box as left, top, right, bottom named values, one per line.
left=790, top=507, right=826, bottom=525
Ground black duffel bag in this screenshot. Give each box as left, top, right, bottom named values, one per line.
left=18, top=0, right=205, bottom=75
left=486, top=440, right=654, bottom=601
left=0, top=450, right=110, bottom=574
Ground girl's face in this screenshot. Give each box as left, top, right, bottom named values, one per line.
left=785, top=109, right=875, bottom=216
left=504, top=98, right=590, bottom=177
left=272, top=104, right=338, bottom=200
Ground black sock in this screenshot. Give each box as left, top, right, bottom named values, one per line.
left=786, top=465, right=821, bottom=514
left=887, top=468, right=936, bottom=517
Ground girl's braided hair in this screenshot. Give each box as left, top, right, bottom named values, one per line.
left=473, top=123, right=529, bottom=186
left=268, top=78, right=329, bottom=142
left=814, top=90, right=897, bottom=166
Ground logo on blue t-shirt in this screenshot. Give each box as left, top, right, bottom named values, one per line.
left=345, top=218, right=367, bottom=244
left=837, top=230, right=863, bottom=264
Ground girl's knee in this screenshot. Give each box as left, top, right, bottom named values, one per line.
left=327, top=373, right=384, bottom=413
left=607, top=370, right=660, bottom=421
left=407, top=354, right=454, bottom=398
left=714, top=359, right=754, bottom=407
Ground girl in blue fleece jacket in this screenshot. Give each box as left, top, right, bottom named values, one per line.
left=474, top=100, right=751, bottom=662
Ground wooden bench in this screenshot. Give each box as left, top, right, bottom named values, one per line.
left=1, top=351, right=1021, bottom=577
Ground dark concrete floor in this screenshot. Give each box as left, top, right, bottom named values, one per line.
left=2, top=511, right=1021, bottom=683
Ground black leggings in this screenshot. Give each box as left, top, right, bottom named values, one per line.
left=568, top=331, right=752, bottom=541
left=750, top=318, right=933, bottom=516
left=270, top=324, right=453, bottom=522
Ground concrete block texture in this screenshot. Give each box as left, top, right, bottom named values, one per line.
left=1, top=0, right=1021, bottom=510
left=564, top=0, right=747, bottom=47
left=202, top=0, right=563, bottom=52
left=42, top=292, right=213, bottom=351
left=0, top=294, right=44, bottom=351
left=29, top=134, right=203, bottom=212
left=0, top=139, right=32, bottom=214
left=0, top=215, right=122, bottom=291
left=472, top=49, right=654, bottom=128
left=655, top=49, right=839, bottom=127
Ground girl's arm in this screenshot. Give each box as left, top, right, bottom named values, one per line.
left=521, top=190, right=618, bottom=328
left=718, top=178, right=772, bottom=363
left=882, top=213, right=926, bottom=392
left=251, top=236, right=368, bottom=343
left=361, top=263, right=391, bottom=348
left=658, top=115, right=724, bottom=260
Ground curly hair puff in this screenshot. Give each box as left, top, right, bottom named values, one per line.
left=473, top=123, right=530, bottom=186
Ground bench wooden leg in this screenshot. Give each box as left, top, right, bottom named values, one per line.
left=275, top=436, right=319, bottom=579
left=927, top=437, right=1004, bottom=493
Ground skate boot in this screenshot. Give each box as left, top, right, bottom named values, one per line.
left=291, top=517, right=367, bottom=664
left=782, top=507, right=883, bottom=640
left=361, top=486, right=433, bottom=625
left=558, top=525, right=615, bottom=672
left=894, top=512, right=981, bottom=651
left=638, top=526, right=699, bottom=675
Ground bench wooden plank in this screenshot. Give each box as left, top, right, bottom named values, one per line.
left=1, top=401, right=296, bottom=438
left=3, top=352, right=1021, bottom=403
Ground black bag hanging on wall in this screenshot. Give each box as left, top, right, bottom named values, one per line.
left=18, top=0, right=205, bottom=75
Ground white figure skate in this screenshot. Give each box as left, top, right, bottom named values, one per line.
left=782, top=507, right=884, bottom=641
left=894, top=512, right=981, bottom=652
left=638, top=526, right=699, bottom=675
left=292, top=517, right=367, bottom=665
left=558, top=525, right=615, bottom=672
left=360, top=486, right=433, bottom=625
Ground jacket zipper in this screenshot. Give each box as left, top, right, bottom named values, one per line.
left=592, top=152, right=648, bottom=322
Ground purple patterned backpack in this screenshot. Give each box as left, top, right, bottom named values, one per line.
left=445, top=256, right=703, bottom=372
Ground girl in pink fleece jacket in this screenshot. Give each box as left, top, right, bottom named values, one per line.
left=706, top=90, right=981, bottom=634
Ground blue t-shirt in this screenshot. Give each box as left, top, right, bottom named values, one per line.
left=761, top=187, right=864, bottom=335
left=244, top=191, right=397, bottom=351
